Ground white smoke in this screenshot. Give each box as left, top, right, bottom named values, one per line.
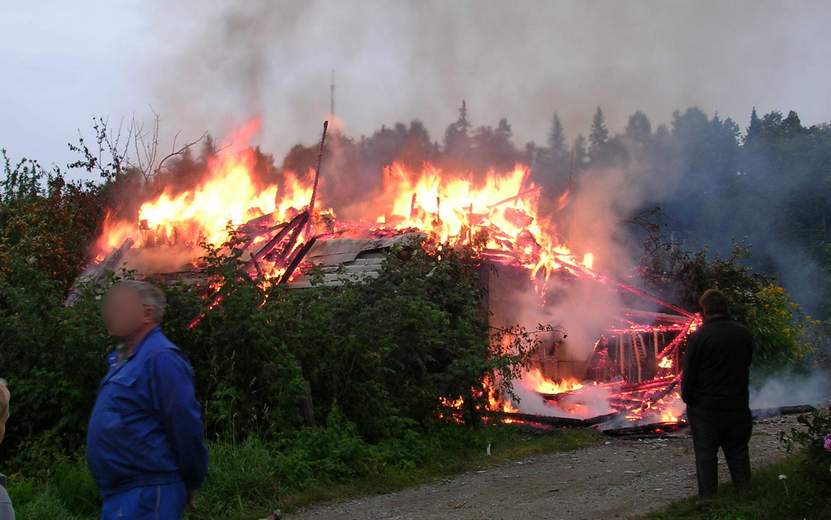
left=749, top=370, right=831, bottom=409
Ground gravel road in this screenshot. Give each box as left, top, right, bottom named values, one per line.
left=288, top=415, right=799, bottom=520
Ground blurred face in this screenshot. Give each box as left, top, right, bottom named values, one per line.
left=0, top=386, right=9, bottom=445
left=103, top=286, right=154, bottom=340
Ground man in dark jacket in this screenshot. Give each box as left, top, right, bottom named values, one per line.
left=87, top=281, right=208, bottom=519
left=681, top=289, right=754, bottom=498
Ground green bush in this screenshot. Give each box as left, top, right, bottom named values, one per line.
left=640, top=242, right=823, bottom=369
left=779, top=408, right=831, bottom=465
left=0, top=228, right=502, bottom=463
left=262, top=243, right=497, bottom=438
left=742, top=284, right=819, bottom=367
left=0, top=262, right=111, bottom=460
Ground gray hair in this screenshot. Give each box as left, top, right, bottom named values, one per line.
left=111, top=280, right=167, bottom=323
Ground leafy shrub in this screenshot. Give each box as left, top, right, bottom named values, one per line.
left=640, top=241, right=823, bottom=369
left=160, top=243, right=308, bottom=440
left=780, top=408, right=831, bottom=466
left=742, top=284, right=819, bottom=367
left=0, top=263, right=111, bottom=460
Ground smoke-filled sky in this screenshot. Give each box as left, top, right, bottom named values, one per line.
left=2, top=0, right=830, bottom=169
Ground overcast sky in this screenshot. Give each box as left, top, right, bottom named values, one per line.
left=2, top=0, right=830, bottom=172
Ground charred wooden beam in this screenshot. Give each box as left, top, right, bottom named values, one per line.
left=608, top=324, right=687, bottom=334
left=486, top=186, right=541, bottom=209
left=617, top=375, right=679, bottom=394
left=250, top=211, right=308, bottom=265
left=654, top=325, right=695, bottom=361
left=614, top=282, right=694, bottom=318
left=490, top=410, right=620, bottom=427
left=601, top=421, right=686, bottom=437
left=239, top=212, right=277, bottom=233
left=278, top=236, right=318, bottom=285
left=751, top=404, right=816, bottom=420
left=306, top=120, right=328, bottom=235
left=620, top=308, right=690, bottom=324
left=65, top=237, right=135, bottom=306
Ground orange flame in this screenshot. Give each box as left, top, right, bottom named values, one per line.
left=523, top=368, right=583, bottom=394
left=373, top=162, right=593, bottom=281
left=96, top=144, right=312, bottom=262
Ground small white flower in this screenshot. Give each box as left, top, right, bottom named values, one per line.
left=778, top=474, right=788, bottom=480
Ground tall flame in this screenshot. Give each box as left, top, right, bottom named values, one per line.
left=138, top=152, right=280, bottom=247
left=96, top=144, right=312, bottom=260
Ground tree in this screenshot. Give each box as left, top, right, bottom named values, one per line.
left=471, top=118, right=519, bottom=173
left=490, top=117, right=519, bottom=170
left=395, top=120, right=436, bottom=169
left=533, top=113, right=569, bottom=190
left=745, top=106, right=761, bottom=145
left=781, top=110, right=804, bottom=138
left=496, top=117, right=512, bottom=141
left=444, top=100, right=471, bottom=150
left=572, top=134, right=588, bottom=170
left=588, top=106, right=610, bottom=161
left=547, top=113, right=567, bottom=158
left=443, top=100, right=473, bottom=169
left=625, top=110, right=652, bottom=143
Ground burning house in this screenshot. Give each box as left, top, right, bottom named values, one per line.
left=69, top=120, right=701, bottom=433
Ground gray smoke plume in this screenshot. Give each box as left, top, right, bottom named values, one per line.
left=141, top=0, right=831, bottom=158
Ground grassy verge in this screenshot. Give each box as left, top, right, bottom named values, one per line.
left=6, top=423, right=600, bottom=520
left=641, top=454, right=831, bottom=520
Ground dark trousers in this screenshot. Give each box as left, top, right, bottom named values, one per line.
left=687, top=405, right=752, bottom=498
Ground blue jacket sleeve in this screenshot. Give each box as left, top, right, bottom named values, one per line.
left=148, top=351, right=209, bottom=491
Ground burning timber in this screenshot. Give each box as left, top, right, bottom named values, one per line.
left=65, top=237, right=134, bottom=306
left=70, top=120, right=712, bottom=431
left=74, top=207, right=699, bottom=430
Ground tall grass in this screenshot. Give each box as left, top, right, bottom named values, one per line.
left=5, top=423, right=599, bottom=519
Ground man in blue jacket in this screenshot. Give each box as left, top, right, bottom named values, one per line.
left=87, top=280, right=208, bottom=519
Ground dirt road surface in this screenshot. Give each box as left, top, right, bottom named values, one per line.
left=288, top=416, right=798, bottom=520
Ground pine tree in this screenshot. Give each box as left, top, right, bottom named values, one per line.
left=496, top=117, right=512, bottom=140
left=745, top=106, right=761, bottom=144
left=547, top=113, right=567, bottom=159
left=444, top=100, right=472, bottom=153
left=456, top=100, right=471, bottom=135
left=782, top=110, right=803, bottom=137
left=589, top=106, right=609, bottom=159
left=625, top=110, right=652, bottom=143
left=573, top=134, right=588, bottom=170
